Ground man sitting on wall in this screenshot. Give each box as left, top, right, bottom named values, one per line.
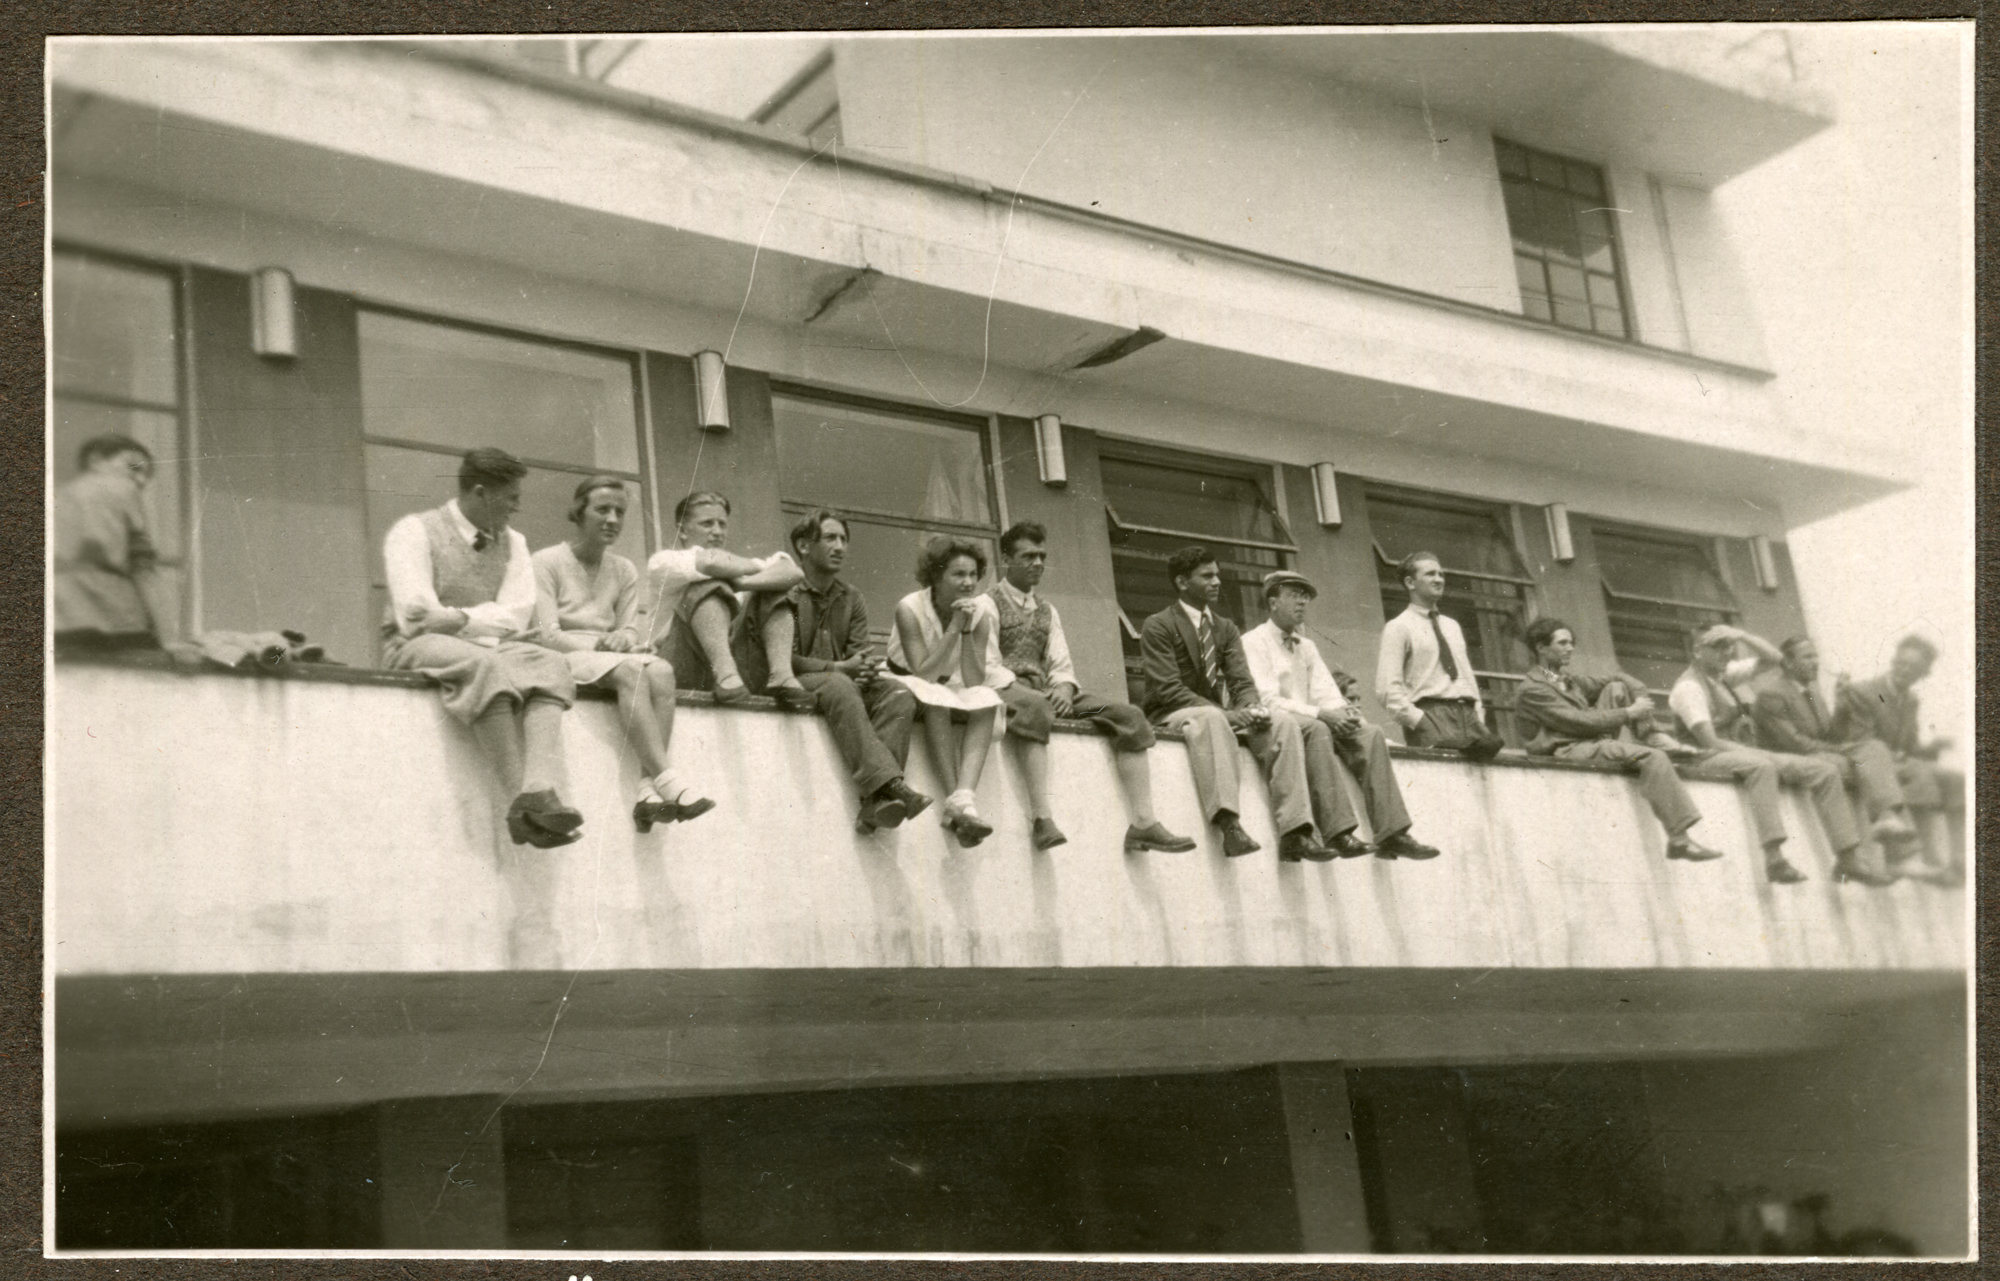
left=735, top=510, right=932, bottom=833
left=1138, top=546, right=1329, bottom=863
left=53, top=435, right=179, bottom=656
left=1514, top=616, right=1727, bottom=865
left=989, top=521, right=1196, bottom=855
left=1243, top=570, right=1439, bottom=861
left=1752, top=635, right=1925, bottom=870
left=646, top=490, right=808, bottom=708
left=1668, top=624, right=1876, bottom=886
left=1830, top=634, right=1963, bottom=883
left=1376, top=551, right=1505, bottom=761
left=381, top=447, right=584, bottom=849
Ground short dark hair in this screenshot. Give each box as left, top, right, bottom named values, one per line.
left=789, top=509, right=850, bottom=554
left=1525, top=616, right=1573, bottom=653
left=567, top=476, right=628, bottom=524
left=999, top=521, right=1048, bottom=556
left=77, top=434, right=152, bottom=472
left=1779, top=635, right=1816, bottom=661
left=674, top=490, right=731, bottom=527
left=458, top=447, right=527, bottom=493
left=1166, top=545, right=1216, bottom=586
left=915, top=534, right=987, bottom=587
left=1399, top=550, right=1442, bottom=586
left=1896, top=634, right=1940, bottom=665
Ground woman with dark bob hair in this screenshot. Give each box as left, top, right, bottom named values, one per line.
left=885, top=535, right=1008, bottom=846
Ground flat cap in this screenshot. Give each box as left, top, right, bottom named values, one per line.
left=1262, top=570, right=1318, bottom=599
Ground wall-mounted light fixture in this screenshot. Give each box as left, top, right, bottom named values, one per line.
left=1310, top=462, right=1342, bottom=527
left=1034, top=414, right=1067, bottom=487
left=1749, top=534, right=1781, bottom=590
left=1544, top=503, right=1576, bottom=563
left=693, top=350, right=730, bottom=432
left=249, top=267, right=297, bottom=359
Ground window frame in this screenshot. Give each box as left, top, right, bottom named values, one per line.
left=1589, top=517, right=1741, bottom=696
left=1495, top=137, right=1636, bottom=341
left=49, top=243, right=194, bottom=634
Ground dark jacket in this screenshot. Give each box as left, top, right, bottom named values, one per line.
left=1832, top=673, right=1925, bottom=756
left=1751, top=671, right=1845, bottom=755
left=1138, top=603, right=1259, bottom=723
left=785, top=576, right=870, bottom=672
left=1514, top=665, right=1638, bottom=755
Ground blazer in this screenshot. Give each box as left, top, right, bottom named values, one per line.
left=1832, top=673, right=1923, bottom=756
left=1751, top=671, right=1844, bottom=756
left=1513, top=665, right=1638, bottom=756
left=1138, top=603, right=1261, bottom=723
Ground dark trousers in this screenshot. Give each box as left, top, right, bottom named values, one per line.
left=1407, top=698, right=1504, bottom=760
left=798, top=670, right=917, bottom=797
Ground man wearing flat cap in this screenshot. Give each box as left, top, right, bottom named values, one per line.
left=1669, top=623, right=1878, bottom=885
left=1241, top=569, right=1439, bottom=861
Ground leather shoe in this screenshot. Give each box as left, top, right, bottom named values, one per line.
left=1665, top=836, right=1724, bottom=862
left=507, top=810, right=583, bottom=849
left=1279, top=829, right=1336, bottom=863
left=1327, top=830, right=1377, bottom=859
left=1124, top=821, right=1197, bottom=854
left=1765, top=857, right=1809, bottom=884
left=510, top=789, right=583, bottom=836
left=1032, top=817, right=1069, bottom=851
left=949, top=811, right=993, bottom=848
left=856, top=789, right=909, bottom=833
left=1832, top=858, right=1897, bottom=887
left=885, top=780, right=932, bottom=822
left=1218, top=819, right=1261, bottom=858
left=771, top=682, right=817, bottom=712
left=1375, top=831, right=1439, bottom=860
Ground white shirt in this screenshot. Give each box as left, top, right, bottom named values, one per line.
left=1377, top=603, right=1483, bottom=728
left=1668, top=655, right=1761, bottom=731
left=989, top=578, right=1076, bottom=688
left=888, top=589, right=1012, bottom=689
left=382, top=499, right=536, bottom=646
left=642, top=547, right=796, bottom=648
left=1242, top=619, right=1348, bottom=717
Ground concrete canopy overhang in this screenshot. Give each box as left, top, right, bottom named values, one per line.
left=51, top=55, right=1893, bottom=529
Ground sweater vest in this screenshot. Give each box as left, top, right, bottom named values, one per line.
left=989, top=588, right=1053, bottom=686
left=381, top=506, right=511, bottom=633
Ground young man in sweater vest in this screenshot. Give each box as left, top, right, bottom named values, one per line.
left=381, top=447, right=584, bottom=849
left=991, top=522, right=1194, bottom=855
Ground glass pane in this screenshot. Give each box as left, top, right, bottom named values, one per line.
left=1513, top=255, right=1545, bottom=295
left=51, top=254, right=178, bottom=406
left=53, top=399, right=182, bottom=558
left=1586, top=274, right=1622, bottom=308
left=1546, top=263, right=1587, bottom=302
left=1367, top=494, right=1528, bottom=580
left=1594, top=527, right=1735, bottom=609
left=358, top=312, right=639, bottom=473
left=1581, top=233, right=1616, bottom=274
left=1566, top=162, right=1604, bottom=198
left=1521, top=294, right=1551, bottom=322
left=363, top=443, right=644, bottom=584
left=1534, top=190, right=1581, bottom=262
left=1593, top=306, right=1628, bottom=339
left=1574, top=206, right=1611, bottom=242
left=1494, top=140, right=1526, bottom=176
left=815, top=514, right=997, bottom=646
left=1099, top=455, right=1285, bottom=546
left=1553, top=299, right=1592, bottom=330
left=773, top=395, right=992, bottom=528
left=1528, top=153, right=1566, bottom=187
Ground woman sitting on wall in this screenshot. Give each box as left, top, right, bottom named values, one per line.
left=887, top=536, right=1008, bottom=847
left=534, top=476, right=714, bottom=833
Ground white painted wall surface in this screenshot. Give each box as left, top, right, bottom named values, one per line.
left=51, top=665, right=1963, bottom=979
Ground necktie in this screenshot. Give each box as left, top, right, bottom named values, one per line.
left=472, top=529, right=492, bottom=552
left=1428, top=611, right=1460, bottom=681
left=1197, top=614, right=1220, bottom=693
left=1802, top=684, right=1825, bottom=734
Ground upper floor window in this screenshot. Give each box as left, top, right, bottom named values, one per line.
left=771, top=388, right=996, bottom=632
left=1496, top=139, right=1631, bottom=340
left=752, top=48, right=841, bottom=147
left=357, top=310, right=648, bottom=643
left=51, top=250, right=187, bottom=616
left=1366, top=485, right=1534, bottom=740
left=1592, top=521, right=1738, bottom=692
left=1100, top=446, right=1294, bottom=701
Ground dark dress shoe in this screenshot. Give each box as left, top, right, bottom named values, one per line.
left=1376, top=831, right=1438, bottom=860
left=1124, top=821, right=1197, bottom=854
left=885, top=780, right=932, bottom=821
left=1328, top=831, right=1377, bottom=859
left=771, top=682, right=817, bottom=712
left=1279, top=829, right=1336, bottom=863
left=1219, top=820, right=1261, bottom=858
left=1832, top=858, right=1896, bottom=887
left=711, top=678, right=749, bottom=705
left=949, top=812, right=993, bottom=848
left=508, top=811, right=584, bottom=849
left=510, top=789, right=584, bottom=836
left=856, top=790, right=909, bottom=833
left=673, top=795, right=717, bottom=824
left=1665, top=836, right=1724, bottom=862
left=1031, top=818, right=1068, bottom=851
left=1765, top=857, right=1809, bottom=884
left=633, top=797, right=674, bottom=834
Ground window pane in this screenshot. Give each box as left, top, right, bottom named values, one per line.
left=1586, top=274, right=1622, bottom=308
left=1521, top=293, right=1551, bottom=322
left=52, top=254, right=178, bottom=406
left=1494, top=140, right=1526, bottom=176
left=1528, top=153, right=1566, bottom=187
left=1566, top=162, right=1604, bottom=198
left=773, top=395, right=992, bottom=528
left=1592, top=307, right=1628, bottom=339
left=1546, top=264, right=1587, bottom=302
left=1513, top=255, right=1545, bottom=295
left=363, top=443, right=644, bottom=584
left=1367, top=493, right=1528, bottom=581
left=53, top=399, right=182, bottom=558
left=1100, top=455, right=1285, bottom=547
left=358, top=312, right=639, bottom=473
left=1581, top=234, right=1616, bottom=274
left=1553, top=299, right=1592, bottom=330
left=1594, top=527, right=1734, bottom=609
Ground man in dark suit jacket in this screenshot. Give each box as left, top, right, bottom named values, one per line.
left=1513, top=616, right=1726, bottom=864
left=1829, top=634, right=1961, bottom=880
left=1137, top=546, right=1334, bottom=863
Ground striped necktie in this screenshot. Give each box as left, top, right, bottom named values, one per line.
left=1197, top=613, right=1221, bottom=694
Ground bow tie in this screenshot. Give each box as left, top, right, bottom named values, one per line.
left=472, top=528, right=496, bottom=552
left=1281, top=633, right=1300, bottom=650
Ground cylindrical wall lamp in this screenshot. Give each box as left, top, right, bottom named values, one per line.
left=693, top=350, right=730, bottom=432
left=1310, top=462, right=1341, bottom=527
left=1749, top=534, right=1781, bottom=590
left=1034, top=414, right=1067, bottom=487
left=249, top=267, right=297, bottom=359
left=1544, top=503, right=1576, bottom=563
